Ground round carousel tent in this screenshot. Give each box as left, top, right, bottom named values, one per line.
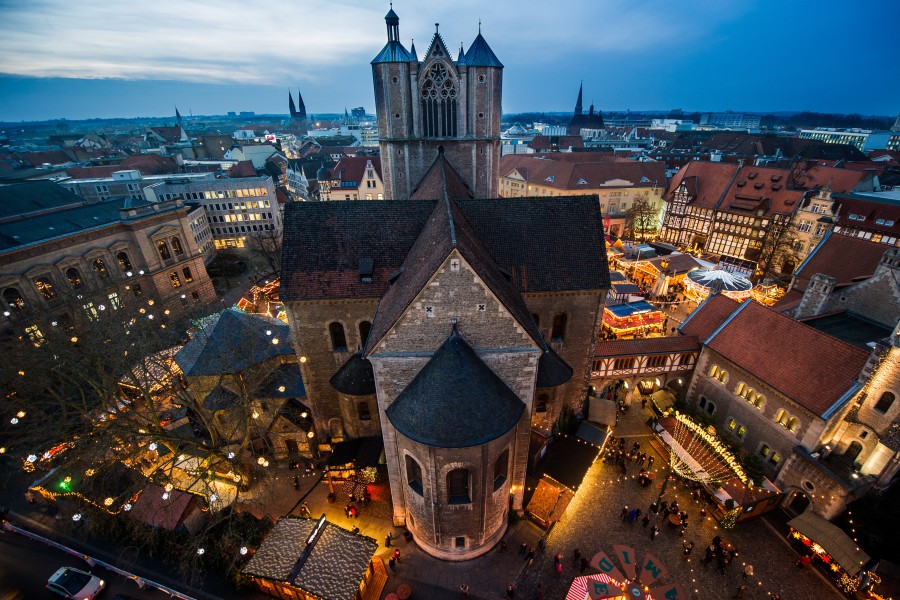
left=684, top=269, right=753, bottom=301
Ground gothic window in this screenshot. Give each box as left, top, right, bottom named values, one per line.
left=3, top=288, right=26, bottom=310
left=406, top=455, right=423, bottom=495
left=93, top=258, right=110, bottom=279
left=420, top=62, right=458, bottom=137
left=329, top=322, right=347, bottom=352
left=551, top=313, right=567, bottom=342
left=875, top=392, right=895, bottom=413
left=34, top=277, right=57, bottom=301
left=447, top=468, right=470, bottom=504
left=359, top=321, right=372, bottom=346
left=116, top=251, right=132, bottom=272
left=66, top=268, right=83, bottom=289
left=493, top=449, right=509, bottom=491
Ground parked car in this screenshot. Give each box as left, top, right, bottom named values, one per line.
left=46, top=567, right=105, bottom=599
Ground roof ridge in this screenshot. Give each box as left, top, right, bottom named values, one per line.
left=742, top=299, right=872, bottom=356
left=440, top=155, right=457, bottom=247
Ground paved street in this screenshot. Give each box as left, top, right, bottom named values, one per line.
left=0, top=529, right=170, bottom=599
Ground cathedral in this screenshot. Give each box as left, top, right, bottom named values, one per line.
left=281, top=8, right=609, bottom=560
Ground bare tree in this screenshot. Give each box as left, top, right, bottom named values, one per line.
left=752, top=215, right=802, bottom=285
left=627, top=195, right=660, bottom=242
left=245, top=227, right=282, bottom=277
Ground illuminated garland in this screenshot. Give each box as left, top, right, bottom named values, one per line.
left=721, top=506, right=742, bottom=530
left=674, top=412, right=750, bottom=485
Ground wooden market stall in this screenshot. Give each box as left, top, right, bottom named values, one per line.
left=602, top=301, right=665, bottom=338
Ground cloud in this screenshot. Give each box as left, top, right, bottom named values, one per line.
left=0, top=0, right=744, bottom=84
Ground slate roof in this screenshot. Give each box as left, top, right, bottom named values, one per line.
left=243, top=517, right=378, bottom=600
left=255, top=363, right=306, bottom=398
left=362, top=190, right=545, bottom=354
left=202, top=385, right=240, bottom=411
left=0, top=180, right=83, bottom=220
left=280, top=196, right=608, bottom=300
left=500, top=154, right=665, bottom=191
left=536, top=347, right=573, bottom=388
left=534, top=435, right=599, bottom=490
left=328, top=156, right=382, bottom=191
left=705, top=300, right=869, bottom=417
left=385, top=330, right=525, bottom=448
left=678, top=294, right=740, bottom=341
left=371, top=41, right=415, bottom=64
left=645, top=253, right=702, bottom=276
left=173, top=309, right=293, bottom=376
left=329, top=352, right=376, bottom=396
left=792, top=232, right=888, bottom=293
left=410, top=153, right=472, bottom=200
left=464, top=33, right=503, bottom=67
left=594, top=336, right=701, bottom=358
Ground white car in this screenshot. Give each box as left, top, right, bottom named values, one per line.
left=46, top=567, right=105, bottom=599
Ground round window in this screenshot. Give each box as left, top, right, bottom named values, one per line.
left=802, top=480, right=815, bottom=492
left=394, top=113, right=401, bottom=119
left=478, top=74, right=486, bottom=83
left=392, top=76, right=399, bottom=84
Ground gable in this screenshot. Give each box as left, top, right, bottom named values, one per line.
left=372, top=250, right=539, bottom=355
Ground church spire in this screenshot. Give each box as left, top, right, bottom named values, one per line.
left=296, top=88, right=307, bottom=119
left=574, top=82, right=583, bottom=116
left=385, top=4, right=400, bottom=42
left=288, top=90, right=297, bottom=118
left=175, top=105, right=182, bottom=126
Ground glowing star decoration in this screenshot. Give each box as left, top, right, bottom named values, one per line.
left=17, top=411, right=26, bottom=418
left=307, top=431, right=315, bottom=438
left=123, top=503, right=132, bottom=512
left=104, top=497, right=114, bottom=506
left=252, top=411, right=260, bottom=419
left=257, top=457, right=266, bottom=465
left=165, top=483, right=174, bottom=492
left=70, top=336, right=78, bottom=343
left=72, top=513, right=82, bottom=521
left=162, top=492, right=170, bottom=500
left=148, top=442, right=158, bottom=451
left=271, top=338, right=279, bottom=345
left=278, top=386, right=286, bottom=393
left=240, top=546, right=248, bottom=555
left=266, top=329, right=272, bottom=336
left=26, top=454, right=38, bottom=463
left=209, top=494, right=218, bottom=502
left=227, top=452, right=235, bottom=459
left=0, top=448, right=6, bottom=454
left=197, top=548, right=205, bottom=555
left=10, top=418, right=18, bottom=425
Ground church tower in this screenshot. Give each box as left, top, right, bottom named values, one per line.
left=372, top=9, right=502, bottom=199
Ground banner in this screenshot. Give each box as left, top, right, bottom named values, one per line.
left=587, top=580, right=623, bottom=600
left=640, top=552, right=669, bottom=585
left=648, top=583, right=687, bottom=600
left=612, top=544, right=638, bottom=579
left=590, top=551, right=625, bottom=582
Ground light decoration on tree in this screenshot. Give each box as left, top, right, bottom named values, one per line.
left=668, top=412, right=750, bottom=486
left=721, top=506, right=742, bottom=530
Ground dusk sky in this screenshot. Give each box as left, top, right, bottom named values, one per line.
left=0, top=0, right=898, bottom=122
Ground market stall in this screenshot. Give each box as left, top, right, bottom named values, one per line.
left=602, top=301, right=665, bottom=338
left=788, top=511, right=870, bottom=579
left=684, top=269, right=753, bottom=302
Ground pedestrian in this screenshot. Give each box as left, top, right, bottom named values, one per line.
left=520, top=541, right=528, bottom=555
left=650, top=525, right=660, bottom=541
left=648, top=456, right=655, bottom=469
left=293, top=475, right=300, bottom=490
left=386, top=531, right=393, bottom=547
left=460, top=584, right=469, bottom=599
left=734, top=584, right=747, bottom=598
left=702, top=545, right=714, bottom=566
left=556, top=562, right=563, bottom=577
left=620, top=506, right=629, bottom=521
left=580, top=557, right=590, bottom=573
left=642, top=514, right=651, bottom=528
left=505, top=583, right=516, bottom=599
left=527, top=548, right=535, bottom=564
left=554, top=552, right=562, bottom=566
left=699, top=507, right=707, bottom=522
left=660, top=500, right=668, bottom=514
left=500, top=539, right=507, bottom=552
left=683, top=540, right=694, bottom=558
left=349, top=505, right=358, bottom=518
left=627, top=508, right=638, bottom=523
left=534, top=582, right=545, bottom=600
left=742, top=564, right=754, bottom=580
left=538, top=537, right=547, bottom=553
left=393, top=548, right=401, bottom=563
left=388, top=557, right=396, bottom=571
left=572, top=548, right=582, bottom=566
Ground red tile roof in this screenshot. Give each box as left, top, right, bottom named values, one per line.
left=706, top=300, right=869, bottom=416
left=228, top=160, right=257, bottom=178
left=329, top=156, right=382, bottom=191
left=15, top=150, right=75, bottom=167
left=793, top=232, right=889, bottom=292
left=500, top=155, right=665, bottom=191
left=795, top=165, right=870, bottom=193
left=832, top=194, right=900, bottom=237
left=723, top=166, right=804, bottom=217
left=120, top=154, right=179, bottom=175
left=665, top=162, right=740, bottom=211
left=148, top=126, right=185, bottom=144
left=594, top=335, right=701, bottom=358
left=65, top=165, right=121, bottom=179
left=410, top=154, right=472, bottom=200
left=678, top=294, right=740, bottom=341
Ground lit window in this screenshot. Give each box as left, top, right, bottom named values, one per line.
left=66, top=267, right=83, bottom=289
left=116, top=251, right=132, bottom=272
left=34, top=277, right=57, bottom=300
left=759, top=444, right=770, bottom=458
left=736, top=425, right=746, bottom=439
left=93, top=258, right=110, bottom=279
left=182, top=267, right=193, bottom=282
left=493, top=449, right=509, bottom=491
left=727, top=418, right=736, bottom=431
left=170, top=272, right=182, bottom=288
left=874, top=392, right=895, bottom=413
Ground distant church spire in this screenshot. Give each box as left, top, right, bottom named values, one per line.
left=296, top=88, right=307, bottom=119
left=175, top=105, right=183, bottom=125
left=288, top=90, right=297, bottom=118
left=574, top=82, right=583, bottom=116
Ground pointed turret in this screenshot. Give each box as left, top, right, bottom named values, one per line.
left=175, top=105, right=183, bottom=125
left=288, top=91, right=297, bottom=118
left=371, top=6, right=414, bottom=63
left=296, top=89, right=307, bottom=119
left=457, top=43, right=466, bottom=66
left=464, top=32, right=503, bottom=67
left=409, top=39, right=418, bottom=62
left=574, top=82, right=583, bottom=116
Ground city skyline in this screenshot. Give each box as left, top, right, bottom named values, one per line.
left=0, top=0, right=899, bottom=122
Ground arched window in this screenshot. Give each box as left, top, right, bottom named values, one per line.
left=875, top=392, right=896, bottom=414
left=736, top=382, right=746, bottom=397
left=34, top=277, right=57, bottom=300
left=753, top=394, right=765, bottom=409
left=65, top=268, right=83, bottom=289
left=775, top=409, right=786, bottom=424
left=116, top=251, right=132, bottom=272
left=717, top=369, right=728, bottom=384
left=171, top=237, right=184, bottom=256
left=420, top=62, right=458, bottom=138
left=493, top=449, right=509, bottom=491
left=329, top=322, right=347, bottom=352
left=359, top=321, right=371, bottom=346
left=156, top=240, right=171, bottom=261
left=406, top=455, right=423, bottom=495
left=535, top=393, right=549, bottom=413
left=93, top=258, right=109, bottom=279
left=786, top=417, right=799, bottom=432
left=357, top=400, right=371, bottom=421
left=551, top=313, right=567, bottom=342
left=704, top=401, right=716, bottom=415
left=3, top=288, right=25, bottom=310
left=698, top=396, right=707, bottom=409
left=709, top=365, right=720, bottom=378
left=447, top=468, right=470, bottom=504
